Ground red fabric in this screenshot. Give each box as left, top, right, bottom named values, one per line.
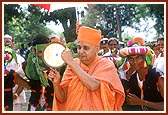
left=87, top=4, right=92, bottom=8
left=32, top=4, right=50, bottom=11
left=13, top=71, right=17, bottom=83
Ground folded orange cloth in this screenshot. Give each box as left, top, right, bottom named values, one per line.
left=78, top=26, right=101, bottom=46
left=133, top=37, right=144, bottom=46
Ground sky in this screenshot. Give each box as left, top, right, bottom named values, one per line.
left=46, top=21, right=64, bottom=33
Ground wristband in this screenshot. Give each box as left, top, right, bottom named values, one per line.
left=14, top=93, right=18, bottom=97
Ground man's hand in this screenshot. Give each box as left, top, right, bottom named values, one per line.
left=126, top=93, right=142, bottom=106
left=48, top=68, right=61, bottom=86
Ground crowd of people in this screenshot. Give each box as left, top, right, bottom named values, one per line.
left=3, top=24, right=164, bottom=111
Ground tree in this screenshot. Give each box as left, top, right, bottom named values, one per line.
left=82, top=4, right=138, bottom=41
left=145, top=4, right=164, bottom=36
left=82, top=4, right=164, bottom=41
left=4, top=3, right=164, bottom=44
left=4, top=4, right=55, bottom=48
left=48, top=7, right=77, bottom=42
left=4, top=4, right=79, bottom=43
left=4, top=4, right=24, bottom=34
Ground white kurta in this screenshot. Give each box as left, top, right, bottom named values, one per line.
left=6, top=53, right=27, bottom=110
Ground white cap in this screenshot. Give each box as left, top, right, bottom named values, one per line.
left=100, top=38, right=108, bottom=44
left=100, top=38, right=108, bottom=42
left=4, top=34, right=12, bottom=40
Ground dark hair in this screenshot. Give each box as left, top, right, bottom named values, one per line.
left=151, top=43, right=158, bottom=49
left=108, top=37, right=119, bottom=45
left=31, top=35, right=50, bottom=46
left=157, top=37, right=164, bottom=42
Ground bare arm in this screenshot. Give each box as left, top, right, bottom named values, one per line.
left=13, top=85, right=24, bottom=99
left=61, top=49, right=100, bottom=91
left=15, top=74, right=31, bottom=90
left=68, top=61, right=100, bottom=91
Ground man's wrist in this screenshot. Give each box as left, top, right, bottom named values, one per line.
left=144, top=100, right=148, bottom=106
left=143, top=100, right=148, bottom=106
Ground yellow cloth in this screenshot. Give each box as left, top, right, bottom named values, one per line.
left=77, top=26, right=101, bottom=46
left=52, top=56, right=125, bottom=111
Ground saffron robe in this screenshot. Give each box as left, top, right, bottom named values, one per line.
left=53, top=56, right=125, bottom=111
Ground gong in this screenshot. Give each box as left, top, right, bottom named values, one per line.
left=42, top=42, right=66, bottom=68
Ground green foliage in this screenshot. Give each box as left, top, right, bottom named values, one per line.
left=83, top=4, right=139, bottom=39
left=82, top=4, right=164, bottom=41
left=4, top=3, right=164, bottom=46
left=146, top=4, right=164, bottom=36
left=67, top=42, right=78, bottom=58
left=4, top=4, right=56, bottom=47
left=4, top=4, right=77, bottom=45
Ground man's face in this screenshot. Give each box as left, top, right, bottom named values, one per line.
left=152, top=45, right=160, bottom=57
left=77, top=41, right=98, bottom=65
left=4, top=38, right=13, bottom=48
left=108, top=40, right=118, bottom=50
left=128, top=55, right=143, bottom=70
left=37, top=50, right=43, bottom=58
left=50, top=37, right=65, bottom=45
left=50, top=37, right=61, bottom=42
left=157, top=40, right=164, bottom=53
left=100, top=40, right=108, bottom=50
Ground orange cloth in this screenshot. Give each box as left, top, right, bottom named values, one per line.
left=78, top=26, right=101, bottom=46
left=133, top=37, right=144, bottom=46
left=76, top=21, right=82, bottom=34
left=52, top=56, right=125, bottom=111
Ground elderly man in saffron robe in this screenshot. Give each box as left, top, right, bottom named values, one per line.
left=49, top=26, right=125, bottom=111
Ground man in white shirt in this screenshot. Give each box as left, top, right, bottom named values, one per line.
left=153, top=37, right=164, bottom=74
left=4, top=34, right=27, bottom=111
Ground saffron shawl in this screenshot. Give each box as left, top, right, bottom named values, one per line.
left=53, top=56, right=125, bottom=111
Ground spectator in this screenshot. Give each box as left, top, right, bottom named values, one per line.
left=4, top=34, right=29, bottom=111
left=25, top=35, right=54, bottom=111
left=49, top=34, right=66, bottom=45
left=119, top=44, right=164, bottom=111
left=103, top=37, right=124, bottom=78
left=151, top=43, right=160, bottom=58
left=153, top=37, right=164, bottom=74
left=103, top=37, right=120, bottom=63
left=98, top=37, right=109, bottom=56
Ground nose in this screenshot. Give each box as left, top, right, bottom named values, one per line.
left=132, top=59, right=137, bottom=64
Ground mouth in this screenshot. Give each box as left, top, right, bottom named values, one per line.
left=78, top=55, right=86, bottom=59
left=134, top=65, right=140, bottom=69
left=111, top=48, right=116, bottom=52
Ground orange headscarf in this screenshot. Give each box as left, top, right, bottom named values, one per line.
left=78, top=26, right=101, bottom=46
left=133, top=37, right=145, bottom=46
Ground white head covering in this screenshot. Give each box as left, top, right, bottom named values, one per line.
left=4, top=34, right=12, bottom=40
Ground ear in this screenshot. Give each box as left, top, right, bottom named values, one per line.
left=96, top=46, right=100, bottom=53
